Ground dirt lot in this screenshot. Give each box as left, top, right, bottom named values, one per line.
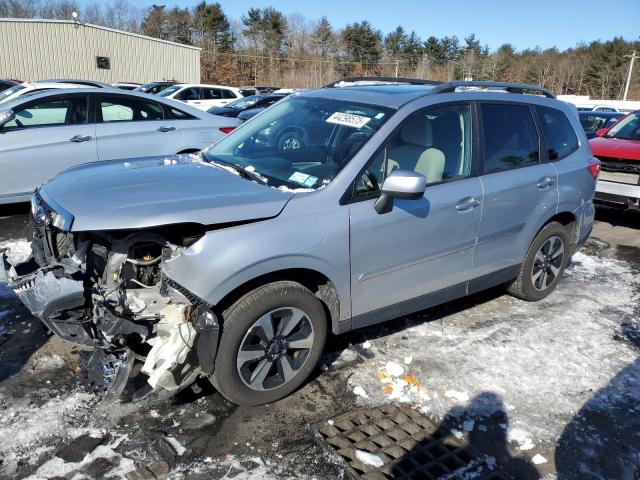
left=0, top=204, right=638, bottom=480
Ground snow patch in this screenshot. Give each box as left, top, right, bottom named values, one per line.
left=355, top=449, right=384, bottom=467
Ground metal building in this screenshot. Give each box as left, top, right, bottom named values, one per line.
left=0, top=18, right=201, bottom=83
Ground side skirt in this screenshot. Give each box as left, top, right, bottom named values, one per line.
left=346, top=265, right=521, bottom=332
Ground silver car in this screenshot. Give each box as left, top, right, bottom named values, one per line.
left=0, top=88, right=240, bottom=203
left=0, top=79, right=598, bottom=406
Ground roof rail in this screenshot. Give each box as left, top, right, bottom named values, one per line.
left=324, top=76, right=442, bottom=88
left=429, top=81, right=555, bottom=98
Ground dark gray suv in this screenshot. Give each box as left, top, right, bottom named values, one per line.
left=1, top=78, right=599, bottom=406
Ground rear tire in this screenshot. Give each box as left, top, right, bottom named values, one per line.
left=507, top=221, right=571, bottom=301
left=211, top=281, right=327, bottom=406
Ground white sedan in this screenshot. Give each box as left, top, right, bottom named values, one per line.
left=0, top=82, right=88, bottom=104
left=0, top=88, right=240, bottom=204
left=157, top=84, right=243, bottom=110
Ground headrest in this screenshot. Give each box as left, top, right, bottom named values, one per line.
left=401, top=115, right=433, bottom=147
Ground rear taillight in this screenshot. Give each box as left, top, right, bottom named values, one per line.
left=219, top=127, right=235, bottom=134
left=587, top=158, right=601, bottom=180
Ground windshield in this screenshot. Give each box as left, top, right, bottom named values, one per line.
left=224, top=95, right=261, bottom=110
left=0, top=84, right=26, bottom=103
left=204, top=95, right=393, bottom=190
left=157, top=85, right=182, bottom=97
left=606, top=113, right=640, bottom=140
left=580, top=113, right=620, bottom=131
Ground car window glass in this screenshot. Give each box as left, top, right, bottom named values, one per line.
left=481, top=104, right=539, bottom=173
left=202, top=88, right=222, bottom=100
left=2, top=95, right=87, bottom=129
left=175, top=87, right=200, bottom=101
left=535, top=106, right=579, bottom=161
left=167, top=106, right=195, bottom=119
left=580, top=114, right=610, bottom=131
left=100, top=95, right=164, bottom=122
left=355, top=104, right=472, bottom=196
left=221, top=89, right=237, bottom=99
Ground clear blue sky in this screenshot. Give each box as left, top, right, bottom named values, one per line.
left=79, top=0, right=640, bottom=51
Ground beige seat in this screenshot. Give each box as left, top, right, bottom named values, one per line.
left=386, top=116, right=445, bottom=184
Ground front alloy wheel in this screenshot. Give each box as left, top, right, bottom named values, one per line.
left=212, top=281, right=327, bottom=406
left=236, top=307, right=314, bottom=391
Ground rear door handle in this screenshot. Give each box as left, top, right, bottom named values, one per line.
left=456, top=196, right=481, bottom=211
left=536, top=176, right=555, bottom=189
left=158, top=126, right=176, bottom=132
left=69, top=135, right=92, bottom=143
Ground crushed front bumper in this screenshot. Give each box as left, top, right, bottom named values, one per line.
left=0, top=250, right=91, bottom=345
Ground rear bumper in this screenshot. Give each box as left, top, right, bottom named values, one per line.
left=595, top=180, right=640, bottom=210
left=0, top=251, right=91, bottom=345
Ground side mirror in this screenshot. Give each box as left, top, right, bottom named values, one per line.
left=0, top=109, right=15, bottom=128
left=374, top=169, right=426, bottom=214
left=595, top=128, right=608, bottom=138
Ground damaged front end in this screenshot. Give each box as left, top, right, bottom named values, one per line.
left=0, top=192, right=219, bottom=401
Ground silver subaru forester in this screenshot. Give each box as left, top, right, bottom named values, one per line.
left=0, top=78, right=599, bottom=406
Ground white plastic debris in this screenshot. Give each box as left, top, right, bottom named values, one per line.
left=463, top=419, right=475, bottom=432
left=444, top=390, right=470, bottom=402
left=327, top=419, right=334, bottom=425
left=384, top=361, right=405, bottom=377
left=403, top=356, right=413, bottom=365
left=362, top=340, right=372, bottom=349
left=532, top=453, right=547, bottom=465
left=355, top=450, right=384, bottom=468
left=353, top=386, right=369, bottom=398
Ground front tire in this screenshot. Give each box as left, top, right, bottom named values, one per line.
left=211, top=281, right=327, bottom=406
left=507, top=221, right=571, bottom=301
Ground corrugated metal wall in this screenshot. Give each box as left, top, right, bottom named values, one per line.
left=0, top=19, right=200, bottom=83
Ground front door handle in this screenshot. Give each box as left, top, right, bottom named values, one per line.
left=158, top=126, right=176, bottom=132
left=456, top=196, right=481, bottom=211
left=536, top=176, right=555, bottom=189
left=69, top=135, right=92, bottom=143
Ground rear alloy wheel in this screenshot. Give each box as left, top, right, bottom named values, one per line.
left=212, top=281, right=326, bottom=406
left=531, top=236, right=564, bottom=291
left=507, top=221, right=571, bottom=301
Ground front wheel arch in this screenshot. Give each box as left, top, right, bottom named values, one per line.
left=214, top=268, right=341, bottom=335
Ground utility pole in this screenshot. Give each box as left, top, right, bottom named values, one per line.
left=623, top=50, right=638, bottom=101
left=394, top=60, right=399, bottom=78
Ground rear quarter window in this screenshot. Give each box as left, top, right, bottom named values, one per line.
left=535, top=105, right=579, bottom=161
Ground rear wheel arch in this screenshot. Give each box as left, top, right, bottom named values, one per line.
left=536, top=211, right=579, bottom=254
left=215, top=268, right=341, bottom=335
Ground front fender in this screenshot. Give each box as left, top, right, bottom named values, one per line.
left=162, top=197, right=351, bottom=324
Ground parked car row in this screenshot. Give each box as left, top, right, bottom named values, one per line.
left=588, top=110, right=640, bottom=211
left=0, top=88, right=240, bottom=203
left=0, top=77, right=598, bottom=407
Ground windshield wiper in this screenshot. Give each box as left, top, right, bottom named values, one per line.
left=210, top=158, right=269, bottom=185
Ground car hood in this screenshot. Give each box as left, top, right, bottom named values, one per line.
left=40, top=155, right=295, bottom=232
left=589, top=137, right=640, bottom=161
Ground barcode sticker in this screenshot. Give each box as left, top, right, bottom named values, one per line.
left=326, top=112, right=371, bottom=129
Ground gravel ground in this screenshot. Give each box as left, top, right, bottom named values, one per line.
left=0, top=204, right=638, bottom=480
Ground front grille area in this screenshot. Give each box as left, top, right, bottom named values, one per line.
left=596, top=156, right=640, bottom=174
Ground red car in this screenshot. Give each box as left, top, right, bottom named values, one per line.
left=589, top=110, right=640, bottom=210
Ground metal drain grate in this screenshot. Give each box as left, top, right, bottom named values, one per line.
left=319, top=404, right=511, bottom=480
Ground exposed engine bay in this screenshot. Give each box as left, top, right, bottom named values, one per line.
left=2, top=206, right=219, bottom=402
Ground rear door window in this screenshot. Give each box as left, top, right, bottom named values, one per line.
left=175, top=87, right=200, bottom=101
left=481, top=104, right=540, bottom=173
left=535, top=106, right=579, bottom=160
left=99, top=95, right=164, bottom=122
left=2, top=94, right=88, bottom=129
left=221, top=89, right=238, bottom=99
left=202, top=88, right=222, bottom=100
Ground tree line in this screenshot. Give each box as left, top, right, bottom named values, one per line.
left=2, top=0, right=638, bottom=99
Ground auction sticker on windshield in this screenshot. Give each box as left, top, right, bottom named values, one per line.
left=289, top=172, right=318, bottom=187
left=326, top=112, right=371, bottom=129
